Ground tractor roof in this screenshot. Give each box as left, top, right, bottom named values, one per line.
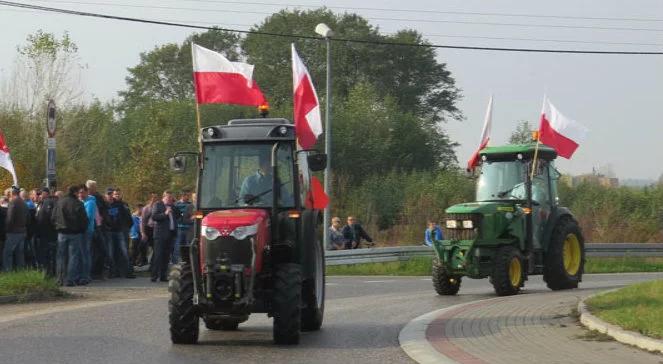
left=480, top=143, right=557, bottom=161
left=201, top=118, right=295, bottom=142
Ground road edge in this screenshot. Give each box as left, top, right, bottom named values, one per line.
left=579, top=292, right=663, bottom=354
left=398, top=297, right=501, bottom=364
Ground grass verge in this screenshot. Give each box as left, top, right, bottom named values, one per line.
left=0, top=270, right=65, bottom=302
left=326, top=256, right=663, bottom=276
left=586, top=280, right=663, bottom=339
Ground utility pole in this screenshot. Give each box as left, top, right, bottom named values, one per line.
left=46, top=99, right=57, bottom=189
left=316, top=23, right=333, bottom=250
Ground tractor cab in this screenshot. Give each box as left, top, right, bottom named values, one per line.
left=167, top=118, right=327, bottom=345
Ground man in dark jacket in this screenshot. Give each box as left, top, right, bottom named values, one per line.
left=3, top=188, right=28, bottom=271
left=342, top=216, right=373, bottom=249
left=35, top=188, right=58, bottom=276
left=150, top=191, right=180, bottom=282
left=87, top=180, right=110, bottom=280
left=107, top=189, right=135, bottom=278
left=51, top=185, right=88, bottom=286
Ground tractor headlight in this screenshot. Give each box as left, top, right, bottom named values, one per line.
left=230, top=223, right=259, bottom=240
left=202, top=226, right=220, bottom=240
left=462, top=220, right=474, bottom=229
left=445, top=220, right=458, bottom=229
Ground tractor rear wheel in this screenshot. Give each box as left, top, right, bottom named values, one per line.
left=491, top=246, right=524, bottom=296
left=544, top=217, right=585, bottom=290
left=301, top=235, right=325, bottom=331
left=273, top=263, right=302, bottom=345
left=432, top=258, right=461, bottom=295
left=168, top=263, right=199, bottom=344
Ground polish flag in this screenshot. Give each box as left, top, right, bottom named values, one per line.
left=0, top=131, right=18, bottom=187
left=305, top=176, right=330, bottom=209
left=539, top=98, right=588, bottom=159
left=192, top=43, right=267, bottom=106
left=467, top=95, right=493, bottom=170
left=291, top=44, right=323, bottom=149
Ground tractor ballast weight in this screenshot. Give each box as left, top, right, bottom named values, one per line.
left=431, top=143, right=585, bottom=296
left=168, top=118, right=326, bottom=345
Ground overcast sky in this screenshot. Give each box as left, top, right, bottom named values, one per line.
left=1, top=0, right=662, bottom=180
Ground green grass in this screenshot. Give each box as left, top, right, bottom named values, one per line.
left=0, top=270, right=64, bottom=301
left=326, top=256, right=663, bottom=276
left=586, top=280, right=663, bottom=339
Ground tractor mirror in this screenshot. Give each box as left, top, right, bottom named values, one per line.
left=169, top=156, right=186, bottom=173
left=307, top=153, right=327, bottom=172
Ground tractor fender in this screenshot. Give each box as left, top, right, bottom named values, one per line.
left=300, top=209, right=321, bottom=280
left=541, top=207, right=575, bottom=251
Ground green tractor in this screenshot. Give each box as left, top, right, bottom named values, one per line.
left=432, top=143, right=585, bottom=296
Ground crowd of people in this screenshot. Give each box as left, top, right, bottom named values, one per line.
left=326, top=215, right=373, bottom=250
left=0, top=181, right=194, bottom=286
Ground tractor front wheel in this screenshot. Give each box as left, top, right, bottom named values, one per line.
left=491, top=246, right=524, bottom=296
left=544, top=217, right=585, bottom=290
left=432, top=258, right=461, bottom=295
left=273, top=263, right=302, bottom=345
left=168, top=263, right=199, bottom=344
left=301, top=235, right=325, bottom=331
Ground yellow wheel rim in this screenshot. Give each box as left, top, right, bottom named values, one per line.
left=508, top=257, right=522, bottom=287
left=563, top=233, right=581, bottom=276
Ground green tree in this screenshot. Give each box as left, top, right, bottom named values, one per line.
left=509, top=120, right=533, bottom=144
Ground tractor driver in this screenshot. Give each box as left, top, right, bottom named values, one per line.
left=239, top=153, right=293, bottom=206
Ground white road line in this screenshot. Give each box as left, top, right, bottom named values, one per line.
left=363, top=280, right=395, bottom=283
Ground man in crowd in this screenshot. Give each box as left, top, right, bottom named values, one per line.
left=51, top=185, right=88, bottom=286
left=140, top=192, right=158, bottom=266
left=3, top=188, right=27, bottom=271
left=129, top=204, right=144, bottom=266
left=35, top=187, right=58, bottom=276
left=20, top=189, right=37, bottom=267
left=172, top=191, right=193, bottom=264
left=87, top=180, right=110, bottom=280
left=150, top=191, right=180, bottom=282
left=78, top=185, right=96, bottom=285
left=342, top=216, right=373, bottom=249
left=107, top=188, right=135, bottom=279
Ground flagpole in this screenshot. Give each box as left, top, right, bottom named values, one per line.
left=530, top=95, right=546, bottom=179
left=195, top=101, right=202, bottom=152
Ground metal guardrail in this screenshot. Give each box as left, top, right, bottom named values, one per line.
left=324, top=243, right=663, bottom=266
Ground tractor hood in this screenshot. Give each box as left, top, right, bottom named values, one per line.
left=445, top=201, right=517, bottom=215
left=202, top=209, right=269, bottom=230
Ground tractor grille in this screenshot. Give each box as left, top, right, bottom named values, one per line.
left=444, top=213, right=481, bottom=241
left=204, top=236, right=253, bottom=267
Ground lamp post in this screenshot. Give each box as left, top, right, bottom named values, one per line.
left=315, top=23, right=333, bottom=251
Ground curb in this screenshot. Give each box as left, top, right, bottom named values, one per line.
left=398, top=297, right=502, bottom=364
left=0, top=295, right=20, bottom=304
left=579, top=292, right=663, bottom=354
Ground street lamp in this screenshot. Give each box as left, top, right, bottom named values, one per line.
left=316, top=23, right=333, bottom=251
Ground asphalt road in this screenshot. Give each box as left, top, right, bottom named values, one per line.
left=1, top=272, right=662, bottom=364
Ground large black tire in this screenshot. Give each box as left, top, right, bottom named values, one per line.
left=432, top=258, right=461, bottom=295
left=491, top=246, right=525, bottom=296
left=204, top=315, right=247, bottom=331
left=273, top=263, right=302, bottom=345
left=168, top=263, right=199, bottom=344
left=544, top=217, right=585, bottom=291
left=301, top=236, right=325, bottom=331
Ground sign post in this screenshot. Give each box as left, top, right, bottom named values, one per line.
left=46, top=99, right=56, bottom=189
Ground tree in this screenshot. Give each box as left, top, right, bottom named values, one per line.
left=509, top=120, right=533, bottom=144
left=1, top=30, right=84, bottom=114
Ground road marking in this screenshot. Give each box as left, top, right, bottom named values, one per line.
left=325, top=283, right=339, bottom=286
left=420, top=278, right=432, bottom=281
left=363, top=280, right=395, bottom=283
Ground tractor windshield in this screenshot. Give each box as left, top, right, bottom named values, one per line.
left=476, top=160, right=527, bottom=201
left=199, top=142, right=295, bottom=209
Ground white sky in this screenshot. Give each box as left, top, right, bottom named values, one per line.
left=1, top=0, right=662, bottom=180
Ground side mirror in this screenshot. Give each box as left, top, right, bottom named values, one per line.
left=307, top=153, right=327, bottom=172
left=169, top=156, right=186, bottom=173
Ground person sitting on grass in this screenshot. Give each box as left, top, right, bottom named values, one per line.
left=342, top=216, right=373, bottom=249
left=424, top=220, right=443, bottom=247
left=327, top=216, right=345, bottom=250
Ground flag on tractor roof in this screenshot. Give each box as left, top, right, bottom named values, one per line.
left=538, top=97, right=588, bottom=159
left=467, top=95, right=493, bottom=170
left=191, top=43, right=267, bottom=106
left=291, top=44, right=323, bottom=150
left=0, top=130, right=18, bottom=187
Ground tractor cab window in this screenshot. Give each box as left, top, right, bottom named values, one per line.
left=200, top=143, right=295, bottom=209
left=531, top=161, right=552, bottom=206
left=476, top=161, right=527, bottom=201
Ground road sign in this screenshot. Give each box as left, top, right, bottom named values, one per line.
left=47, top=99, right=56, bottom=138
left=46, top=100, right=56, bottom=188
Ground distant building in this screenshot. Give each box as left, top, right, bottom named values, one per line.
left=561, top=172, right=619, bottom=188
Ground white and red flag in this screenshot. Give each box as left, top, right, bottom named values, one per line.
left=467, top=95, right=493, bottom=170
left=538, top=97, right=588, bottom=159
left=291, top=44, right=323, bottom=150
left=191, top=43, right=267, bottom=106
left=0, top=130, right=18, bottom=187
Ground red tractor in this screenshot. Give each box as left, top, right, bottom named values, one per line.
left=168, top=118, right=327, bottom=345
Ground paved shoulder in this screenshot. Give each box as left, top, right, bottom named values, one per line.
left=401, top=289, right=662, bottom=364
